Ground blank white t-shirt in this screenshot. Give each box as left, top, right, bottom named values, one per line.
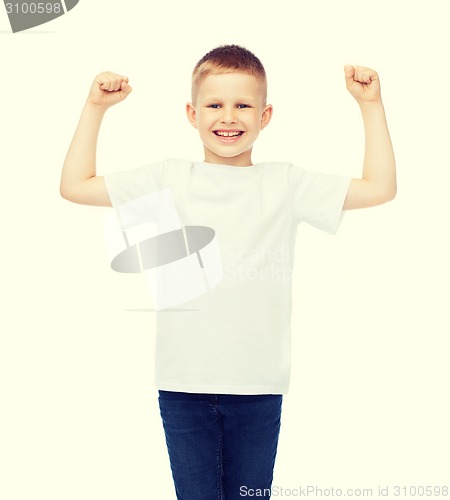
left=104, top=158, right=352, bottom=395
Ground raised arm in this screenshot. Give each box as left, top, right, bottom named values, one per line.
left=60, top=72, right=132, bottom=207
left=341, top=65, right=397, bottom=210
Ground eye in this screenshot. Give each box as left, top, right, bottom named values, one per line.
left=236, top=104, right=250, bottom=109
left=208, top=104, right=221, bottom=109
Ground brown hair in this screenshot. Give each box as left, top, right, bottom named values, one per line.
left=191, top=44, right=267, bottom=105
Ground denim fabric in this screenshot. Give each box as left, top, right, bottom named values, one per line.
left=158, top=390, right=283, bottom=499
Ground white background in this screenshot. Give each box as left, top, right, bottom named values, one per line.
left=1, top=0, right=449, bottom=498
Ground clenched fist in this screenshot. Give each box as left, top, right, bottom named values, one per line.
left=87, top=71, right=132, bottom=109
left=344, top=65, right=381, bottom=104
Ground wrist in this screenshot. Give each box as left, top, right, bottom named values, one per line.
left=84, top=99, right=108, bottom=114
left=357, top=98, right=384, bottom=110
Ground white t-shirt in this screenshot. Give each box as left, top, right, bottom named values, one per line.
left=104, top=158, right=352, bottom=395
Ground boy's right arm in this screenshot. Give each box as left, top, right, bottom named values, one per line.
left=60, top=72, right=132, bottom=207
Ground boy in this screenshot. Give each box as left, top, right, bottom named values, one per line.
left=60, top=45, right=396, bottom=499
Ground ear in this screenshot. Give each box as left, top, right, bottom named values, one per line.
left=260, top=104, right=273, bottom=131
left=186, top=102, right=197, bottom=129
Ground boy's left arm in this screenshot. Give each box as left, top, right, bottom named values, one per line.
left=342, top=65, right=397, bottom=210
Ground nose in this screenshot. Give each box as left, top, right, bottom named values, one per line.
left=220, top=106, right=237, bottom=124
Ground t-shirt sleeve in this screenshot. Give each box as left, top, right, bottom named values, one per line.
left=103, top=159, right=166, bottom=209
left=289, top=164, right=352, bottom=234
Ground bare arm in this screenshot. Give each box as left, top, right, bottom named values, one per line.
left=341, top=65, right=397, bottom=210
left=60, top=101, right=110, bottom=206
left=60, top=72, right=132, bottom=207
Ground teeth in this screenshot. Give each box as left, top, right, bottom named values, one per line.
left=216, top=131, right=242, bottom=137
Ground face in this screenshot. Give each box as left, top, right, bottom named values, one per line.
left=186, top=72, right=273, bottom=166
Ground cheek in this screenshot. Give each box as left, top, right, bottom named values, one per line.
left=197, top=114, right=213, bottom=130
left=248, top=119, right=261, bottom=133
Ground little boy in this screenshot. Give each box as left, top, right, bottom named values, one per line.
left=60, top=45, right=396, bottom=499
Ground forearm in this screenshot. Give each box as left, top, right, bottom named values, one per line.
left=359, top=100, right=397, bottom=200
left=60, top=100, right=106, bottom=198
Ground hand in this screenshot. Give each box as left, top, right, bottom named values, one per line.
left=344, top=65, right=381, bottom=104
left=86, top=71, right=132, bottom=109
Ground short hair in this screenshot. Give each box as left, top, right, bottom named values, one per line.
left=191, top=44, right=267, bottom=105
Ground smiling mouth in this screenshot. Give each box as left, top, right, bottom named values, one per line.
left=213, top=130, right=244, bottom=136
left=213, top=130, right=245, bottom=143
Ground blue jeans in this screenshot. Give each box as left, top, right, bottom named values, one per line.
left=158, top=390, right=283, bottom=500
